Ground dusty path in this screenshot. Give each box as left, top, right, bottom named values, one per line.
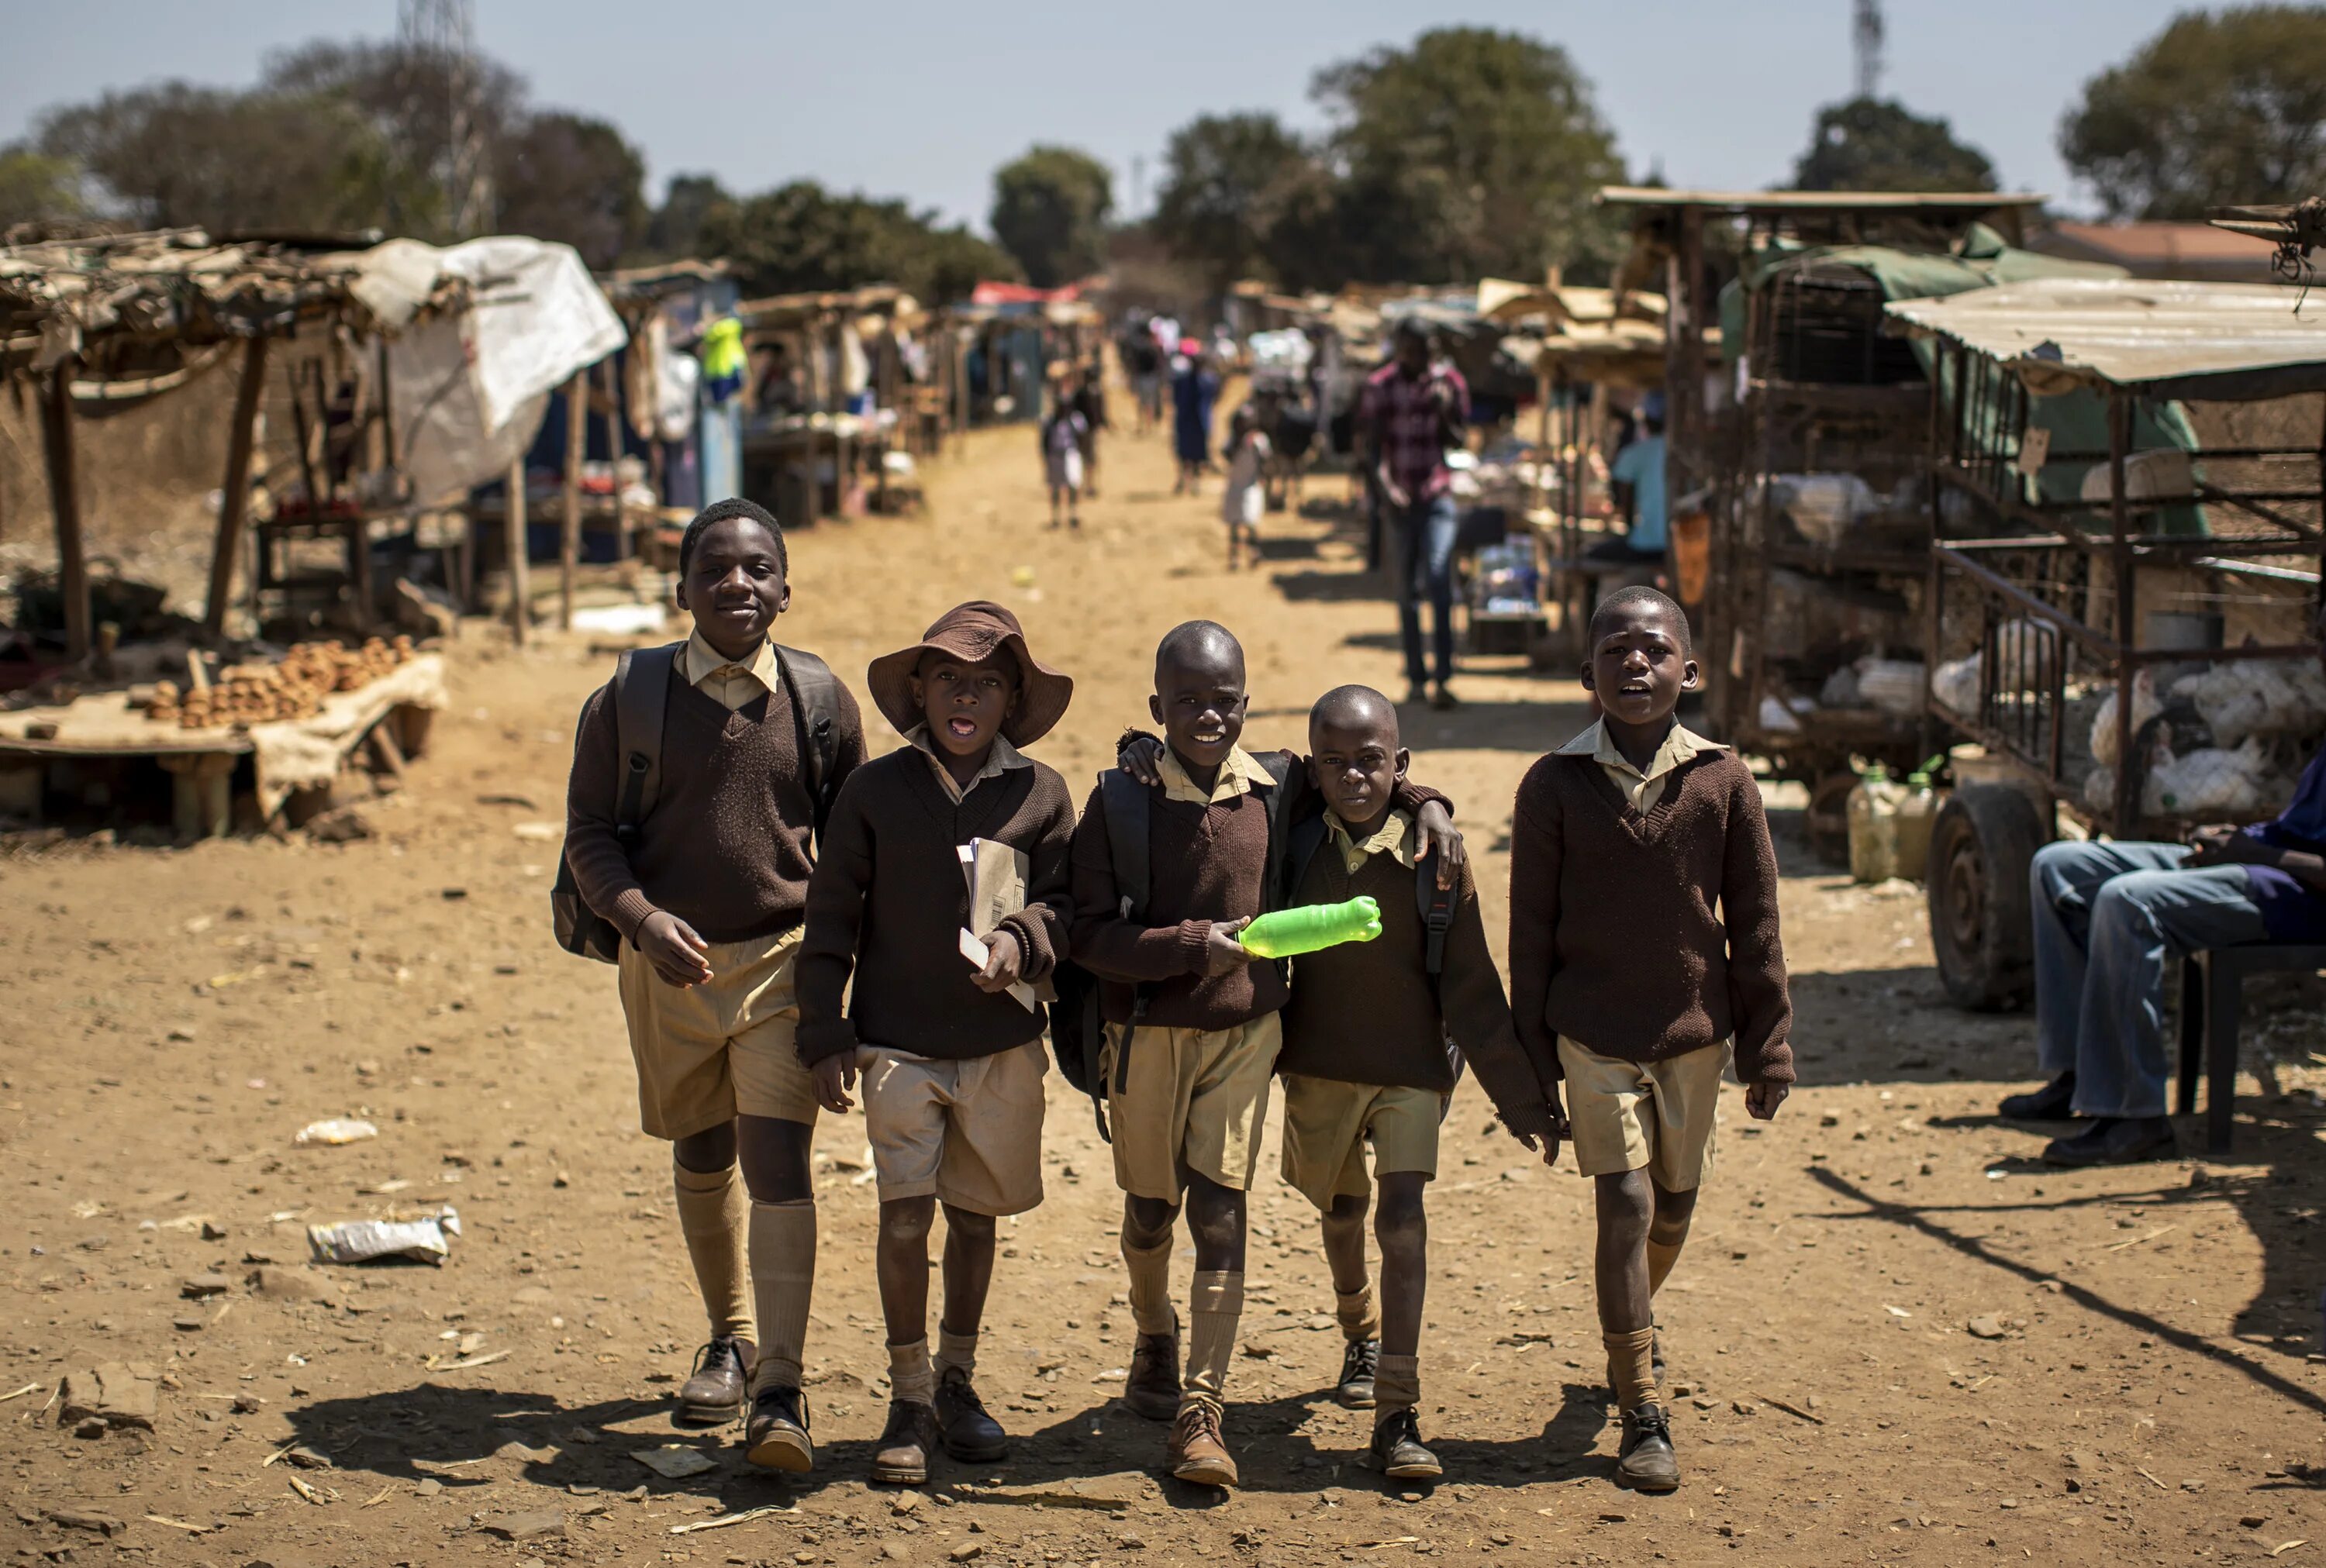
left=5, top=414, right=2325, bottom=1566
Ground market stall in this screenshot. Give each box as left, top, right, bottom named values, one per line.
left=735, top=284, right=926, bottom=525
left=1887, top=276, right=2326, bottom=1005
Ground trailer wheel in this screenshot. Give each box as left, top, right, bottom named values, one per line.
left=1926, top=785, right=2041, bottom=1011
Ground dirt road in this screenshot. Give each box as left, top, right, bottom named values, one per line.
left=5, top=416, right=2325, bottom=1566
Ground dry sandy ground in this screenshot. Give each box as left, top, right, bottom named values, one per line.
left=5, top=417, right=2326, bottom=1568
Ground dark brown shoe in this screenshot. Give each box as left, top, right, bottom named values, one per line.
left=1168, top=1398, right=1237, bottom=1488
left=1616, top=1403, right=1679, bottom=1491
left=871, top=1399, right=940, bottom=1486
left=1124, top=1326, right=1182, bottom=1422
left=743, top=1384, right=812, bottom=1473
left=676, top=1336, right=755, bottom=1425
left=934, top=1367, right=1007, bottom=1462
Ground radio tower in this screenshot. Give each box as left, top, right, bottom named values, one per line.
left=399, top=0, right=493, bottom=237
left=1852, top=0, right=1886, bottom=101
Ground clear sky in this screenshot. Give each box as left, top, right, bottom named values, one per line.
left=3, top=1, right=2202, bottom=229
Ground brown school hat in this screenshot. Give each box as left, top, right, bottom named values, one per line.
left=865, top=600, right=1073, bottom=746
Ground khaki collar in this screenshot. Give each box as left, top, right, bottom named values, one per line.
left=1157, top=744, right=1274, bottom=805
left=1557, top=716, right=1722, bottom=781
left=680, top=630, right=778, bottom=691
left=1327, top=808, right=1416, bottom=870
left=905, top=725, right=1028, bottom=803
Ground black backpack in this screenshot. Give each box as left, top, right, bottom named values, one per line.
left=1049, top=754, right=1297, bottom=1139
left=1279, top=812, right=1465, bottom=1087
left=551, top=641, right=847, bottom=963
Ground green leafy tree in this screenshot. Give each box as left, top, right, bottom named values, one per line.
left=0, top=146, right=87, bottom=229
left=1793, top=98, right=1998, bottom=192
left=989, top=145, right=1113, bottom=287
left=1313, top=26, right=1626, bottom=284
left=494, top=111, right=647, bottom=268
left=644, top=173, right=734, bottom=260
left=1151, top=112, right=1321, bottom=289
left=699, top=181, right=1017, bottom=302
left=2061, top=5, right=2326, bottom=219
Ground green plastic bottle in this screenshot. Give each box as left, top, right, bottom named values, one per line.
left=1238, top=896, right=1384, bottom=959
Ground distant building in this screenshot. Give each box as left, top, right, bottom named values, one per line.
left=2027, top=221, right=2279, bottom=283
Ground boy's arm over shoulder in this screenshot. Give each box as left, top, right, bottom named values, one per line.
left=1717, top=756, right=1794, bottom=1087
left=563, top=681, right=657, bottom=944
left=1504, top=756, right=1567, bottom=1085
left=1068, top=780, right=1213, bottom=982
left=1438, top=863, right=1560, bottom=1141
left=997, top=762, right=1075, bottom=984
left=795, top=762, right=880, bottom=1066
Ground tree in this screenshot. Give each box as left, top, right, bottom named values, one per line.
left=644, top=173, right=733, bottom=260
left=1793, top=98, right=1997, bottom=193
left=1151, top=112, right=1320, bottom=289
left=0, top=146, right=87, bottom=229
left=494, top=112, right=647, bottom=268
left=989, top=145, right=1113, bottom=288
left=1312, top=26, right=1627, bottom=284
left=2061, top=5, right=2326, bottom=219
left=699, top=180, right=1017, bottom=302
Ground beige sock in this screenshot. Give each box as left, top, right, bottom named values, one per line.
left=888, top=1338, right=934, bottom=1406
left=671, top=1160, right=755, bottom=1342
left=1181, top=1269, right=1244, bottom=1408
left=1604, top=1327, right=1658, bottom=1411
left=1646, top=1236, right=1685, bottom=1297
left=934, top=1326, right=978, bottom=1383
left=1335, top=1284, right=1379, bottom=1342
left=748, top=1199, right=816, bottom=1392
left=1373, top=1352, right=1421, bottom=1419
left=1122, top=1235, right=1177, bottom=1337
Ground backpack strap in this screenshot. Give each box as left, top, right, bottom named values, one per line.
left=1253, top=751, right=1299, bottom=914
left=773, top=644, right=844, bottom=845
left=1282, top=812, right=1331, bottom=910
left=1418, top=859, right=1455, bottom=980
left=1096, top=769, right=1154, bottom=1093
left=611, top=642, right=679, bottom=840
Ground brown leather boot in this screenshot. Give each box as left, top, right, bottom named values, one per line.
left=1168, top=1398, right=1237, bottom=1488
left=870, top=1400, right=940, bottom=1487
left=676, top=1336, right=755, bottom=1425
left=743, top=1384, right=812, bottom=1473
left=1124, top=1325, right=1181, bottom=1422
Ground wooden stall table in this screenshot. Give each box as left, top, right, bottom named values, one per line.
left=0, top=653, right=447, bottom=838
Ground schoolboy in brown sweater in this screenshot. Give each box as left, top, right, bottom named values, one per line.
left=1506, top=586, right=1793, bottom=1494
left=1072, top=622, right=1463, bottom=1489
left=1276, top=685, right=1559, bottom=1481
left=796, top=601, right=1075, bottom=1487
left=565, top=498, right=867, bottom=1472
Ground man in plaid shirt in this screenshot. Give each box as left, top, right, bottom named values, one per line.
left=1359, top=320, right=1469, bottom=709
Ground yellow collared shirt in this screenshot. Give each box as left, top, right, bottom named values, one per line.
left=905, top=724, right=1029, bottom=804
left=1326, top=808, right=1415, bottom=874
left=1557, top=716, right=1720, bottom=815
left=1155, top=743, right=1275, bottom=805
left=679, top=630, right=778, bottom=712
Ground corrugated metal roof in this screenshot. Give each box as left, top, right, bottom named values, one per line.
left=1599, top=186, right=2046, bottom=212
left=1884, top=277, right=2326, bottom=400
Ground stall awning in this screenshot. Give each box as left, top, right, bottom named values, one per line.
left=1884, top=277, right=2326, bottom=401
left=1599, top=187, right=2048, bottom=215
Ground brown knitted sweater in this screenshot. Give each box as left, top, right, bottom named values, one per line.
left=1275, top=836, right=1558, bottom=1140
left=795, top=748, right=1075, bottom=1065
left=1506, top=746, right=1793, bottom=1087
left=564, top=660, right=868, bottom=945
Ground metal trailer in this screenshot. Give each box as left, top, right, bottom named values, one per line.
left=1888, top=278, right=2326, bottom=1007
left=1597, top=188, right=2048, bottom=853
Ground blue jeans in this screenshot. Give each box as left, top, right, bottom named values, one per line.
left=2030, top=840, right=2268, bottom=1118
left=1393, top=494, right=1458, bottom=689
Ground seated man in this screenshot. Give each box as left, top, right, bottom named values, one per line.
left=2007, top=622, right=2326, bottom=1165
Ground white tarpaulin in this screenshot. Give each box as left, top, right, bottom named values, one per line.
left=386, top=237, right=628, bottom=504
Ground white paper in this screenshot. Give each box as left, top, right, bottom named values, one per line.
left=959, top=927, right=1037, bottom=1012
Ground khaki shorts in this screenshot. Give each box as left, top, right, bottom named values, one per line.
left=1279, top=1074, right=1443, bottom=1211
left=1557, top=1038, right=1727, bottom=1191
left=857, top=1039, right=1048, bottom=1216
left=616, top=927, right=819, bottom=1139
left=1101, top=1014, right=1282, bottom=1201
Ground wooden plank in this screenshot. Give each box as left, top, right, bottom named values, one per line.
left=601, top=356, right=625, bottom=560
left=38, top=363, right=89, bottom=660
left=205, top=337, right=270, bottom=636
left=505, top=459, right=529, bottom=648
left=561, top=371, right=585, bottom=629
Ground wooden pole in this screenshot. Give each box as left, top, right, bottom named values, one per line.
left=38, top=362, right=89, bottom=660
left=601, top=356, right=626, bottom=560
left=561, top=370, right=585, bottom=629
left=205, top=337, right=271, bottom=636
left=505, top=459, right=530, bottom=648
